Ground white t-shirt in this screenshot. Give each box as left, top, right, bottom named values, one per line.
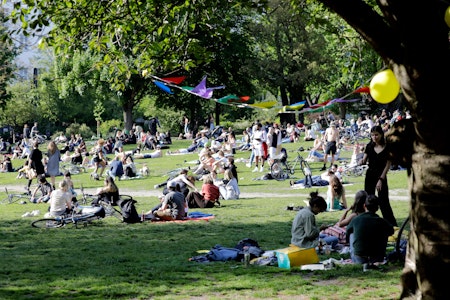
left=49, top=189, right=71, bottom=216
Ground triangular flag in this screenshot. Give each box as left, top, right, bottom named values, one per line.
left=153, top=80, right=173, bottom=94
left=161, top=76, right=186, bottom=85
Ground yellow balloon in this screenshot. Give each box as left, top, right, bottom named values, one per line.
left=369, top=69, right=400, bottom=104
left=445, top=6, right=450, bottom=27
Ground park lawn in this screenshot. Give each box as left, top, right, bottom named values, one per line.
left=0, top=137, right=410, bottom=300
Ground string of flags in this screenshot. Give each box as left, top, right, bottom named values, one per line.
left=144, top=71, right=371, bottom=114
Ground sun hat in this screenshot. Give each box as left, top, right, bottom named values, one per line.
left=330, top=121, right=336, bottom=127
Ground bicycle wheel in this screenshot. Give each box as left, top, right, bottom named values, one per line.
left=271, top=161, right=288, bottom=180
left=0, top=196, right=13, bottom=204
left=395, top=216, right=410, bottom=256
left=99, top=200, right=123, bottom=221
left=32, top=218, right=65, bottom=228
left=344, top=165, right=367, bottom=177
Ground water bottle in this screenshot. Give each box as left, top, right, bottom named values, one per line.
left=244, top=247, right=250, bottom=267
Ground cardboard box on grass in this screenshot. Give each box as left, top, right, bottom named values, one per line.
left=275, top=245, right=319, bottom=269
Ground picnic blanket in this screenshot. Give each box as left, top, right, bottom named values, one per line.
left=146, top=211, right=215, bottom=223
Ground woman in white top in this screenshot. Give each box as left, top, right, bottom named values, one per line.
left=219, top=169, right=240, bottom=200
left=49, top=180, right=72, bottom=217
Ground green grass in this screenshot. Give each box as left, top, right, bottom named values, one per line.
left=0, top=137, right=410, bottom=300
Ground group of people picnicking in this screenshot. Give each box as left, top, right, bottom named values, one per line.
left=290, top=121, right=399, bottom=269
left=3, top=108, right=405, bottom=269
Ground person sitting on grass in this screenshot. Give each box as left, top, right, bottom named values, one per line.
left=326, top=174, right=347, bottom=211
left=345, top=194, right=394, bottom=267
left=291, top=191, right=338, bottom=250
left=107, top=156, right=124, bottom=181
left=218, top=169, right=240, bottom=200
left=151, top=181, right=186, bottom=221
left=30, top=175, right=53, bottom=203
left=63, top=171, right=77, bottom=202
left=94, top=175, right=120, bottom=206
left=48, top=180, right=72, bottom=217
left=186, top=174, right=220, bottom=208
left=320, top=190, right=367, bottom=246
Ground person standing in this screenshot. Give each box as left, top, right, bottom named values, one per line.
left=27, top=141, right=45, bottom=193
left=321, top=121, right=340, bottom=171
left=46, top=141, right=61, bottom=189
left=209, top=114, right=215, bottom=132
left=183, top=116, right=190, bottom=135
left=251, top=123, right=265, bottom=172
left=23, top=124, right=30, bottom=143
left=148, top=117, right=161, bottom=136
left=30, top=122, right=39, bottom=139
left=360, top=125, right=397, bottom=226
left=91, top=139, right=107, bottom=179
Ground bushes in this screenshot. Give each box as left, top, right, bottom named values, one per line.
left=65, top=123, right=95, bottom=139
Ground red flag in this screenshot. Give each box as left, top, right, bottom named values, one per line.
left=161, top=76, right=187, bottom=85
left=354, top=86, right=370, bottom=93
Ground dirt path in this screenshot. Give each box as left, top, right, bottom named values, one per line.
left=4, top=184, right=410, bottom=201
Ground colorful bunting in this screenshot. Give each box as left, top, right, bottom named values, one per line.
left=145, top=70, right=368, bottom=113
left=183, top=76, right=225, bottom=99
left=153, top=80, right=174, bottom=94
left=353, top=86, right=370, bottom=93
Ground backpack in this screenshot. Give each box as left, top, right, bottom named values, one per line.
left=117, top=198, right=141, bottom=223
left=125, top=166, right=136, bottom=178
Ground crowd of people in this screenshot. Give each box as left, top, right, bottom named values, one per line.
left=1, top=108, right=406, bottom=269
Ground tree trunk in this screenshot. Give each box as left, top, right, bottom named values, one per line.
left=317, top=1, right=450, bottom=298
left=122, top=101, right=134, bottom=133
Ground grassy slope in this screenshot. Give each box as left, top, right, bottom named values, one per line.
left=0, top=137, right=409, bottom=300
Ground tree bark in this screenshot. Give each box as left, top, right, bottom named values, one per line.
left=317, top=1, right=450, bottom=298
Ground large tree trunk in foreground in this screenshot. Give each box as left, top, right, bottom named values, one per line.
left=317, top=1, right=450, bottom=298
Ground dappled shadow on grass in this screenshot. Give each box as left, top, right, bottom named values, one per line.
left=0, top=198, right=406, bottom=299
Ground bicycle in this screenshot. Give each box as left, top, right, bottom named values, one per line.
left=270, top=149, right=312, bottom=180
left=338, top=162, right=368, bottom=177
left=60, top=162, right=86, bottom=175
left=32, top=133, right=47, bottom=145
left=395, top=215, right=410, bottom=259
left=78, top=185, right=124, bottom=221
left=31, top=205, right=106, bottom=228
left=0, top=187, right=33, bottom=204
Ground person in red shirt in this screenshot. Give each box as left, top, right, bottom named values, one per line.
left=186, top=174, right=220, bottom=208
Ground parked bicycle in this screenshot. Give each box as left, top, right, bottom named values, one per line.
left=60, top=162, right=86, bottom=175
left=270, top=149, right=312, bottom=180
left=395, top=215, right=410, bottom=258
left=338, top=162, right=368, bottom=178
left=78, top=185, right=124, bottom=221
left=32, top=133, right=47, bottom=145
left=31, top=205, right=106, bottom=228
left=0, top=187, right=40, bottom=204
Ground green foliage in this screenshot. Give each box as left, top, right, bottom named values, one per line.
left=98, top=119, right=122, bottom=139
left=0, top=9, right=17, bottom=109
left=65, top=123, right=95, bottom=139
left=1, top=81, right=37, bottom=127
